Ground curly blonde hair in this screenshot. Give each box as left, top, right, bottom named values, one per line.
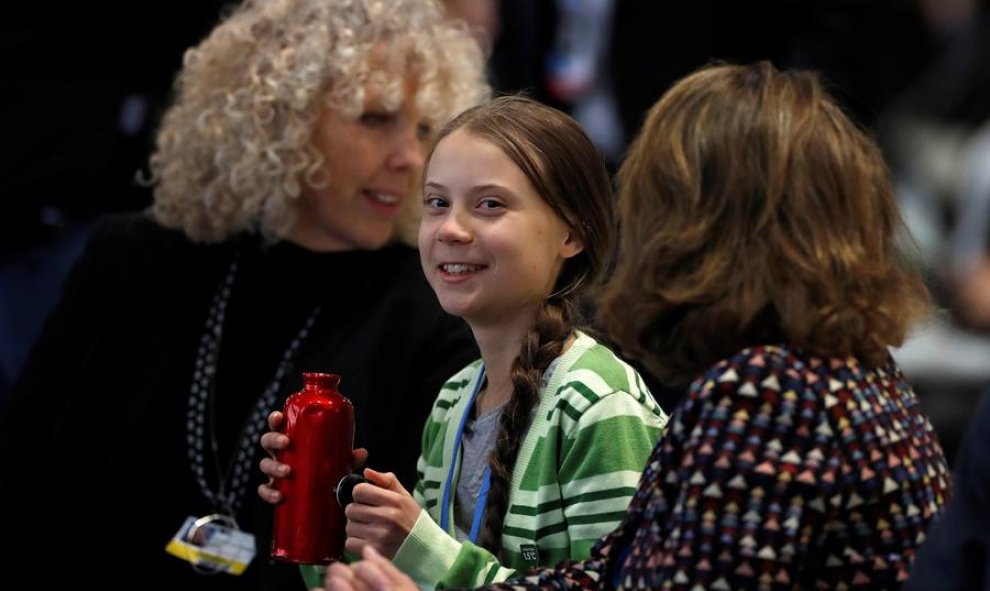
left=599, top=61, right=931, bottom=386
left=149, top=0, right=489, bottom=243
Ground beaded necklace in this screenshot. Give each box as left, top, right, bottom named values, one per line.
left=185, top=253, right=321, bottom=519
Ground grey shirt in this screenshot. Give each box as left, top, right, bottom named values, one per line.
left=454, top=403, right=503, bottom=541
left=452, top=358, right=561, bottom=541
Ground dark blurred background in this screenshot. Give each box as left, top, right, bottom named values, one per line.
left=4, top=0, right=990, bottom=463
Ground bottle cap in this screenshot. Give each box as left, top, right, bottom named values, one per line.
left=334, top=473, right=368, bottom=507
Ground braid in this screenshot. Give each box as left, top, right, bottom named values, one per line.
left=476, top=297, right=575, bottom=554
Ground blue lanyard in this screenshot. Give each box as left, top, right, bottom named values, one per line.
left=439, top=365, right=491, bottom=543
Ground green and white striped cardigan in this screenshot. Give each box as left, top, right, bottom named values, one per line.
left=392, top=331, right=668, bottom=589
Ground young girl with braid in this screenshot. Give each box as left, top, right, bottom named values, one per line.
left=259, top=95, right=667, bottom=588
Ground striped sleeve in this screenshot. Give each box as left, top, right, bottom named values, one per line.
left=556, top=385, right=664, bottom=558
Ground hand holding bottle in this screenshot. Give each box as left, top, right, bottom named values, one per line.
left=343, top=468, right=422, bottom=559
left=258, top=410, right=368, bottom=505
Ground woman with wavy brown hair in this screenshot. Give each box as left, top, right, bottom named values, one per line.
left=320, top=61, right=951, bottom=591
left=601, top=61, right=931, bottom=388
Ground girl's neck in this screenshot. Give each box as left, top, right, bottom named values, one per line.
left=469, top=312, right=535, bottom=412
left=470, top=321, right=528, bottom=415
left=469, top=302, right=541, bottom=380
left=469, top=320, right=578, bottom=416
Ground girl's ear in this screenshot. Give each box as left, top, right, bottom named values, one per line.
left=560, top=231, right=584, bottom=259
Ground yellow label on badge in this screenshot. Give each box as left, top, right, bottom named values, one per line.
left=166, top=515, right=255, bottom=575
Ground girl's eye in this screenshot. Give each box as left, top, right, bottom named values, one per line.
left=478, top=198, right=504, bottom=210
left=424, top=196, right=448, bottom=209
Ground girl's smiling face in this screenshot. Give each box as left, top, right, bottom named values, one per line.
left=418, top=129, right=583, bottom=328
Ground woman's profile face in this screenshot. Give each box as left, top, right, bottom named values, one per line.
left=288, top=74, right=432, bottom=251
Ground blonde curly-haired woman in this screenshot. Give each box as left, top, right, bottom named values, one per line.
left=1, top=1, right=489, bottom=590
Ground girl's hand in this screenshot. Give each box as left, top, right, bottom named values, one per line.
left=324, top=546, right=419, bottom=591
left=344, top=468, right=422, bottom=558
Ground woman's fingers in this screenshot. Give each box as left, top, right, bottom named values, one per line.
left=257, top=481, right=282, bottom=504
left=260, top=431, right=289, bottom=454
left=257, top=456, right=289, bottom=504
left=326, top=560, right=372, bottom=591
left=323, top=546, right=417, bottom=591
left=358, top=546, right=418, bottom=590
left=259, top=456, right=291, bottom=478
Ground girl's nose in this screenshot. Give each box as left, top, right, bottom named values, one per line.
left=437, top=209, right=472, bottom=244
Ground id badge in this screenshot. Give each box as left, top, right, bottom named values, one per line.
left=165, top=514, right=256, bottom=575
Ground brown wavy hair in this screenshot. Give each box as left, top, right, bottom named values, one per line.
left=426, top=95, right=614, bottom=554
left=599, top=61, right=931, bottom=387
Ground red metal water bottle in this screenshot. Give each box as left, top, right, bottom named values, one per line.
left=271, top=372, right=354, bottom=564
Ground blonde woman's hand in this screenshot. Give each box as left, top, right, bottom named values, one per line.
left=258, top=411, right=291, bottom=504
left=258, top=410, right=370, bottom=504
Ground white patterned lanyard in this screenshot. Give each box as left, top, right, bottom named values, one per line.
left=186, top=254, right=321, bottom=518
